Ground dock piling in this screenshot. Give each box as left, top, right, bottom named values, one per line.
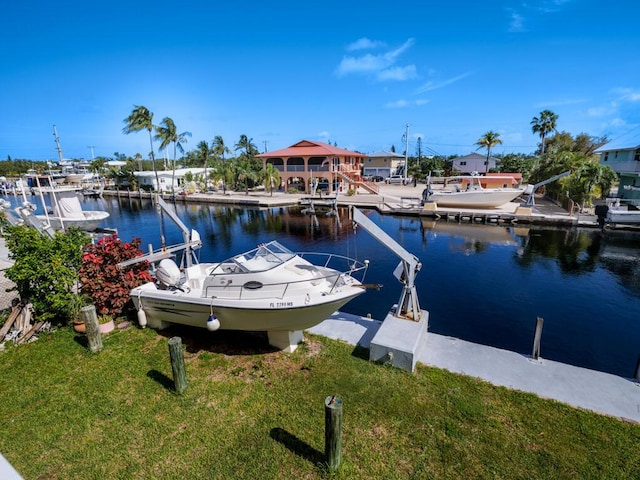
left=532, top=316, right=544, bottom=361
left=81, top=305, right=102, bottom=353
left=324, top=395, right=343, bottom=472
left=634, top=355, right=640, bottom=383
left=168, top=336, right=188, bottom=394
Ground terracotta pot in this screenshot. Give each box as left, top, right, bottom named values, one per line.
left=73, top=321, right=86, bottom=334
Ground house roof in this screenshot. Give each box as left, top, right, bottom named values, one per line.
left=454, top=152, right=500, bottom=162
left=595, top=143, right=640, bottom=154
left=257, top=140, right=365, bottom=158
left=367, top=150, right=405, bottom=159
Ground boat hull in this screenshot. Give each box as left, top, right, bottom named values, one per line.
left=428, top=188, right=524, bottom=208
left=131, top=282, right=364, bottom=332
left=606, top=211, right=640, bottom=225
left=37, top=211, right=110, bottom=232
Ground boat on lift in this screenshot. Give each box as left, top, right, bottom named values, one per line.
left=605, top=199, right=640, bottom=226
left=124, top=197, right=370, bottom=350
left=423, top=173, right=524, bottom=208
left=32, top=185, right=110, bottom=232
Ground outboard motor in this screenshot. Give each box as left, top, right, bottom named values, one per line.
left=155, top=259, right=182, bottom=289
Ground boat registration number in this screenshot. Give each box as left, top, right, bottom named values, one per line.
left=269, top=301, right=294, bottom=308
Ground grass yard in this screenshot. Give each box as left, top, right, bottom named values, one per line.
left=0, top=324, right=638, bottom=479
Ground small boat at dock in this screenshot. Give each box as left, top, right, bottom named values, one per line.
left=423, top=173, right=525, bottom=208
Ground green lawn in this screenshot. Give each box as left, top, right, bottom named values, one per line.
left=0, top=324, right=638, bottom=479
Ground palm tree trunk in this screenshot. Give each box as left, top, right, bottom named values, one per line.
left=148, top=129, right=159, bottom=192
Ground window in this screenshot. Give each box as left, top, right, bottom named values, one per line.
left=460, top=161, right=467, bottom=166
left=635, top=149, right=640, bottom=161
left=604, top=153, right=609, bottom=162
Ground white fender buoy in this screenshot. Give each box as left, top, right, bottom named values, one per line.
left=137, top=308, right=147, bottom=328
left=206, top=314, right=220, bottom=331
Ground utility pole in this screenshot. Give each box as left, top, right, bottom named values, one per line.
left=53, top=125, right=63, bottom=163
left=263, top=141, right=268, bottom=153
left=403, top=124, right=410, bottom=184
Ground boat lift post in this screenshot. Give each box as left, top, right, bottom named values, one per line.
left=350, top=206, right=429, bottom=372
left=350, top=207, right=423, bottom=322
left=524, top=170, right=571, bottom=206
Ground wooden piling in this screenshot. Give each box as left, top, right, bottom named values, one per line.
left=324, top=395, right=343, bottom=471
left=81, top=305, right=102, bottom=353
left=532, top=316, right=544, bottom=360
left=168, top=336, right=187, bottom=394
left=634, top=355, right=640, bottom=382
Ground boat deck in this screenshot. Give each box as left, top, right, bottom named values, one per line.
left=308, top=312, right=640, bottom=423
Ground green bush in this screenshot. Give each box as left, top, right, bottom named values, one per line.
left=4, top=226, right=89, bottom=323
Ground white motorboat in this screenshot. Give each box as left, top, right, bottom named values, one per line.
left=130, top=240, right=369, bottom=337
left=34, top=186, right=109, bottom=232
left=423, top=174, right=524, bottom=208
left=605, top=200, right=640, bottom=226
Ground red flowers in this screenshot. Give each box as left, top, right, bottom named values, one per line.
left=79, top=236, right=152, bottom=317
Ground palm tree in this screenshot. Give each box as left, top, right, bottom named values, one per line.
left=530, top=110, right=558, bottom=155
left=196, top=140, right=212, bottom=190
left=262, top=162, right=281, bottom=196
left=475, top=131, right=502, bottom=173
left=234, top=134, right=259, bottom=158
left=123, top=105, right=158, bottom=191
left=212, top=135, right=231, bottom=193
left=155, top=117, right=191, bottom=193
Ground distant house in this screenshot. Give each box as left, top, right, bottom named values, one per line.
left=597, top=144, right=640, bottom=201
left=134, top=168, right=206, bottom=192
left=257, top=140, right=375, bottom=194
left=362, top=150, right=406, bottom=179
left=452, top=153, right=499, bottom=174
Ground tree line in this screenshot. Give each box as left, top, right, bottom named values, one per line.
left=2, top=106, right=618, bottom=207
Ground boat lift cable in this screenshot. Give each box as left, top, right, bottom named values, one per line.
left=350, top=207, right=423, bottom=321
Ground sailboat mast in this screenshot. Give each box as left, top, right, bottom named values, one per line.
left=53, top=125, right=64, bottom=163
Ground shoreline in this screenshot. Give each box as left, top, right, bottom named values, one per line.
left=101, top=183, right=605, bottom=229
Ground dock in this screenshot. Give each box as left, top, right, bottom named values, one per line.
left=309, top=311, right=640, bottom=423
left=102, top=183, right=609, bottom=229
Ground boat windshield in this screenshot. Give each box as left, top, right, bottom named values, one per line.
left=213, top=241, right=297, bottom=274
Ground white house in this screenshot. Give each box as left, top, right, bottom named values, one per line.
left=134, top=168, right=206, bottom=192
left=597, top=143, right=640, bottom=201
left=452, top=152, right=499, bottom=174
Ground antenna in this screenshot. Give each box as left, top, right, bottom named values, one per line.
left=88, top=145, right=95, bottom=160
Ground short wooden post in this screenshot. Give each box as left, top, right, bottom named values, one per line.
left=324, top=395, right=343, bottom=471
left=168, top=336, right=187, bottom=394
left=633, top=355, right=640, bottom=382
left=81, top=305, right=102, bottom=353
left=532, top=316, right=544, bottom=361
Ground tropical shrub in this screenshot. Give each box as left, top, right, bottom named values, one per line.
left=4, top=226, right=89, bottom=323
left=79, top=235, right=153, bottom=317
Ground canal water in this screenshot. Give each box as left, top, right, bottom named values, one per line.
left=6, top=194, right=640, bottom=378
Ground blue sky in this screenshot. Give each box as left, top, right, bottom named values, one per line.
left=1, top=0, right=639, bottom=161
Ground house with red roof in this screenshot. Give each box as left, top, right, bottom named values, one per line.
left=256, top=140, right=378, bottom=194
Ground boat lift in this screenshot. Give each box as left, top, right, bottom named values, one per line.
left=350, top=207, right=423, bottom=322
left=117, top=195, right=202, bottom=271
left=524, top=170, right=571, bottom=206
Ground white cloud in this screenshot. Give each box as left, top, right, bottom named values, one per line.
left=414, top=72, right=472, bottom=94
left=613, top=87, right=640, bottom=102
left=346, top=38, right=386, bottom=52
left=335, top=38, right=416, bottom=81
left=508, top=12, right=525, bottom=32
left=376, top=65, right=417, bottom=81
